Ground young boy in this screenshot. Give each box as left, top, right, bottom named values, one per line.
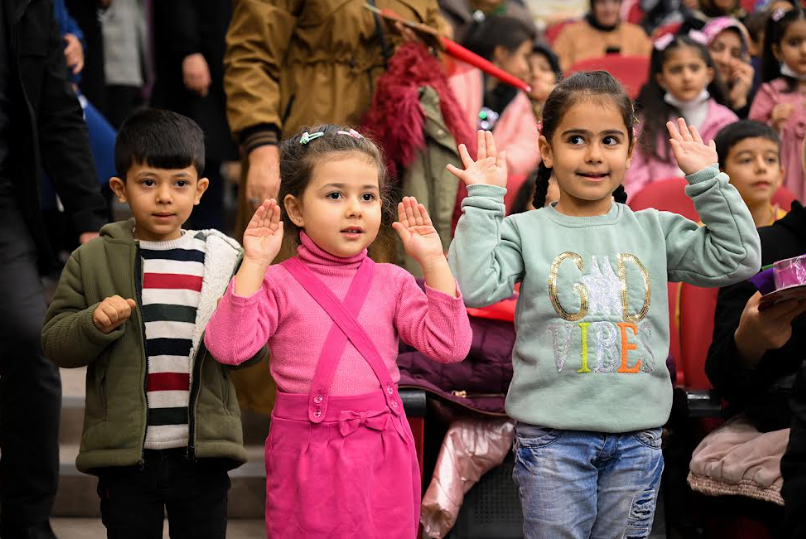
left=715, top=119, right=787, bottom=227
left=41, top=109, right=264, bottom=538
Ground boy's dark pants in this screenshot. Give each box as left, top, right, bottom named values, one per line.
left=97, top=449, right=231, bottom=539
left=0, top=189, right=61, bottom=535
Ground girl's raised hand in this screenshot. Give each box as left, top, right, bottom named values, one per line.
left=242, top=199, right=284, bottom=267
left=446, top=130, right=508, bottom=188
left=667, top=118, right=718, bottom=176
left=392, top=197, right=445, bottom=267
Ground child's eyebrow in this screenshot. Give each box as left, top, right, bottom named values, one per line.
left=320, top=183, right=379, bottom=191
left=561, top=129, right=626, bottom=137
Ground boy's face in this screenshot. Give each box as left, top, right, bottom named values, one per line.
left=723, top=137, right=783, bottom=209
left=109, top=163, right=209, bottom=242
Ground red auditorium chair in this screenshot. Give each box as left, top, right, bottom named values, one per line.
left=566, top=55, right=650, bottom=100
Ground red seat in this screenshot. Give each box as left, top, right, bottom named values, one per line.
left=626, top=1, right=645, bottom=24
left=652, top=22, right=682, bottom=40
left=566, top=55, right=650, bottom=100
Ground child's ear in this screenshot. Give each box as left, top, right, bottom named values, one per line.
left=109, top=177, right=127, bottom=203
left=626, top=140, right=635, bottom=169
left=706, top=66, right=715, bottom=85
left=655, top=72, right=666, bottom=91
left=772, top=43, right=781, bottom=61
left=194, top=178, right=210, bottom=205
left=283, top=194, right=305, bottom=227
left=538, top=135, right=553, bottom=168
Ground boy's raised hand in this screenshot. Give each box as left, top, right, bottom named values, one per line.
left=667, top=118, right=718, bottom=176
left=392, top=197, right=445, bottom=267
left=446, top=130, right=508, bottom=188
left=243, top=199, right=284, bottom=267
left=93, top=295, right=137, bottom=333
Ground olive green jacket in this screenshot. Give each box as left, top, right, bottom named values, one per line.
left=42, top=220, right=264, bottom=473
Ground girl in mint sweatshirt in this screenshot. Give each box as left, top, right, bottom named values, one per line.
left=447, top=71, right=761, bottom=539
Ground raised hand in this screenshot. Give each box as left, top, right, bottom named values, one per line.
left=93, top=295, right=137, bottom=333
left=242, top=199, right=284, bottom=267
left=667, top=118, right=718, bottom=176
left=446, top=130, right=508, bottom=188
left=772, top=103, right=795, bottom=132
left=392, top=197, right=445, bottom=267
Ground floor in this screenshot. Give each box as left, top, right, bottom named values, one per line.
left=52, top=518, right=265, bottom=538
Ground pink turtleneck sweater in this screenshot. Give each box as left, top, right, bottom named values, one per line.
left=204, top=233, right=472, bottom=395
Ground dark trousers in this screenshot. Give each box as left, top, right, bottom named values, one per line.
left=97, top=449, right=231, bottom=539
left=0, top=191, right=61, bottom=534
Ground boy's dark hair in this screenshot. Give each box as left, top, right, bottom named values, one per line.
left=278, top=125, right=391, bottom=242
left=462, top=15, right=537, bottom=61
left=743, top=10, right=768, bottom=47
left=531, top=42, right=563, bottom=83
left=714, top=119, right=781, bottom=168
left=637, top=35, right=729, bottom=161
left=761, top=4, right=806, bottom=89
left=115, top=109, right=205, bottom=180
left=533, top=71, right=633, bottom=208
left=512, top=171, right=538, bottom=215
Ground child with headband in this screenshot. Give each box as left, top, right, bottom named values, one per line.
left=204, top=125, right=472, bottom=538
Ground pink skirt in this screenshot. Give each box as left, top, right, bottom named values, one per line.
left=265, top=390, right=421, bottom=538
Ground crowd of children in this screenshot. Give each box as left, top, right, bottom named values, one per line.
left=30, top=0, right=806, bottom=538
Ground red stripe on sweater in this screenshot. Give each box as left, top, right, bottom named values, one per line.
left=143, top=273, right=203, bottom=292
left=147, top=372, right=190, bottom=392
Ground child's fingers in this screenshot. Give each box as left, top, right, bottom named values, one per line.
left=446, top=163, right=468, bottom=183
left=669, top=138, right=682, bottom=156
left=666, top=120, right=681, bottom=142
left=391, top=221, right=411, bottom=243
left=126, top=298, right=137, bottom=310
left=485, top=131, right=497, bottom=158
left=412, top=200, right=425, bottom=226
left=397, top=201, right=408, bottom=228
left=677, top=118, right=693, bottom=142
left=457, top=144, right=474, bottom=169
left=404, top=197, right=418, bottom=225
left=95, top=310, right=111, bottom=329
left=419, top=203, right=433, bottom=227
left=689, top=124, right=704, bottom=145
left=477, top=130, right=487, bottom=161
left=497, top=150, right=507, bottom=171
left=708, top=139, right=716, bottom=152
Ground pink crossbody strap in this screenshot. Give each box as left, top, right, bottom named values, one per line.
left=282, top=257, right=404, bottom=421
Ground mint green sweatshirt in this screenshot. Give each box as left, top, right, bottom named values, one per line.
left=448, top=166, right=761, bottom=432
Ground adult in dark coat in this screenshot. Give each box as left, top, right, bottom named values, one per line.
left=150, top=0, right=237, bottom=231
left=0, top=0, right=107, bottom=536
left=705, top=202, right=806, bottom=433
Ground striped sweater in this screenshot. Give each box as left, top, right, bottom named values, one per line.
left=139, top=232, right=206, bottom=450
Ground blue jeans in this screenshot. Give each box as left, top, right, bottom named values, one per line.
left=513, top=423, right=664, bottom=539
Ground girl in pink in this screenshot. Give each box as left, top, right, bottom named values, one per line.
left=626, top=32, right=738, bottom=195
left=749, top=6, right=806, bottom=202
left=204, top=125, right=472, bottom=538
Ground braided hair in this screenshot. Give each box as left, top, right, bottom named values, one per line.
left=532, top=71, right=633, bottom=208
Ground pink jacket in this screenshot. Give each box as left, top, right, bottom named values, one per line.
left=749, top=78, right=806, bottom=202
left=448, top=64, right=539, bottom=209
left=625, top=100, right=738, bottom=196
left=204, top=233, right=472, bottom=396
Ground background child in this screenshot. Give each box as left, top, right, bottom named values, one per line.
left=749, top=5, right=806, bottom=202
left=41, top=109, right=264, bottom=538
left=628, top=33, right=738, bottom=194
left=715, top=119, right=787, bottom=226
left=447, top=71, right=760, bottom=538
left=450, top=15, right=540, bottom=206
left=527, top=42, right=563, bottom=121
left=203, top=125, right=472, bottom=538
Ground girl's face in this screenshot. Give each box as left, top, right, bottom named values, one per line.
left=656, top=45, right=714, bottom=102
left=528, top=53, right=558, bottom=103
left=284, top=152, right=382, bottom=258
left=709, top=30, right=744, bottom=81
left=774, top=18, right=806, bottom=77
left=494, top=40, right=533, bottom=83
left=538, top=99, right=632, bottom=216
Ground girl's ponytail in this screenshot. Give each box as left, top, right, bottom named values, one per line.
left=532, top=161, right=552, bottom=208
left=612, top=184, right=628, bottom=204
